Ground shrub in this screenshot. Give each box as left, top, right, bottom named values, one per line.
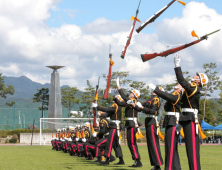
left=9, top=138, right=17, bottom=143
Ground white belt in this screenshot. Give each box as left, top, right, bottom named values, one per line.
left=182, top=108, right=199, bottom=134
left=182, top=108, right=195, bottom=112
left=111, top=120, right=121, bottom=130
left=166, top=112, right=180, bottom=121
left=166, top=112, right=180, bottom=134
left=111, top=120, right=121, bottom=124
left=126, top=117, right=138, bottom=128
left=126, top=117, right=137, bottom=121
left=146, top=114, right=157, bottom=118
left=165, top=112, right=179, bottom=116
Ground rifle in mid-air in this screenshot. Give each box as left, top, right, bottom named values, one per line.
left=136, top=0, right=186, bottom=33
left=141, top=29, right=221, bottom=62
left=121, top=0, right=141, bottom=59
left=103, top=45, right=114, bottom=99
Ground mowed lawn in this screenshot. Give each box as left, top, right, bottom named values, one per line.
left=0, top=145, right=221, bottom=170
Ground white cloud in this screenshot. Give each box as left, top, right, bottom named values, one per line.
left=0, top=1, right=222, bottom=93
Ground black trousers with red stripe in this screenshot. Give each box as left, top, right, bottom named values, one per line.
left=70, top=143, right=77, bottom=153
left=165, top=125, right=181, bottom=170
left=146, top=125, right=163, bottom=166
left=85, top=143, right=96, bottom=157
left=104, top=128, right=123, bottom=158
left=182, top=120, right=201, bottom=170
left=127, top=127, right=140, bottom=160
left=95, top=137, right=108, bottom=157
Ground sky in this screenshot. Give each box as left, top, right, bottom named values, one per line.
left=0, top=0, right=222, bottom=97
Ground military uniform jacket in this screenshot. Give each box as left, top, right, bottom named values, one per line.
left=97, top=103, right=122, bottom=129
left=97, top=118, right=109, bottom=139
left=118, top=89, right=139, bottom=128
left=175, top=67, right=201, bottom=122
left=135, top=95, right=160, bottom=127
left=154, top=87, right=182, bottom=127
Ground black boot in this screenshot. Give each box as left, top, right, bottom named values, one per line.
left=94, top=157, right=101, bottom=162
left=151, top=166, right=161, bottom=170
left=109, top=155, right=116, bottom=162
left=115, top=157, right=125, bottom=165
left=129, top=159, right=142, bottom=167
left=100, top=157, right=110, bottom=165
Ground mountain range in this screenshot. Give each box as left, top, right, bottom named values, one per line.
left=2, top=75, right=69, bottom=103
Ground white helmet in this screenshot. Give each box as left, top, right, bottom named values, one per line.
left=131, top=89, right=140, bottom=99
left=62, top=128, right=66, bottom=131
left=159, top=87, right=165, bottom=92
left=115, top=95, right=124, bottom=102
left=69, top=126, right=74, bottom=130
left=57, top=129, right=61, bottom=132
left=198, top=73, right=209, bottom=87
left=84, top=122, right=90, bottom=128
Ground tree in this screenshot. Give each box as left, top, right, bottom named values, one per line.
left=202, top=62, right=221, bottom=120
left=61, top=86, right=80, bottom=117
left=80, top=80, right=95, bottom=118
left=33, top=88, right=49, bottom=118
left=217, top=86, right=222, bottom=124
left=199, top=99, right=215, bottom=125
left=0, top=73, right=15, bottom=106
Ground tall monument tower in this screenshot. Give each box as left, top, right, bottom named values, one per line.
left=46, top=65, right=64, bottom=129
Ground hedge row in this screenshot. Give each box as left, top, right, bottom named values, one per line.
left=0, top=129, right=53, bottom=138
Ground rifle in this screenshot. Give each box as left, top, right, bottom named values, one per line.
left=121, top=0, right=141, bottom=59
left=136, top=0, right=186, bottom=33
left=103, top=45, right=114, bottom=99
left=93, top=77, right=100, bottom=127
left=141, top=29, right=220, bottom=62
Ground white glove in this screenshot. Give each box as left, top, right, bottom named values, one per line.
left=127, top=100, right=134, bottom=105
left=148, top=83, right=156, bottom=91
left=174, top=54, right=181, bottom=67
left=116, top=77, right=120, bottom=87
left=136, top=102, right=142, bottom=108
left=82, top=138, right=86, bottom=142
left=92, top=132, right=97, bottom=137
left=76, top=138, right=79, bottom=141
left=91, top=103, right=98, bottom=108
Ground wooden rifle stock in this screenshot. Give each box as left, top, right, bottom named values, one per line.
left=141, top=29, right=220, bottom=62
left=121, top=0, right=141, bottom=59
left=103, top=50, right=113, bottom=99
left=141, top=53, right=158, bottom=62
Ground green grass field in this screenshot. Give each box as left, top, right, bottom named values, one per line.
left=0, top=145, right=221, bottom=170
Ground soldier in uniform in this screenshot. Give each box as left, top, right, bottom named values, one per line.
left=116, top=78, right=142, bottom=167
left=93, top=112, right=111, bottom=163
left=55, top=129, right=62, bottom=151
left=84, top=121, right=100, bottom=160
left=134, top=88, right=163, bottom=170
left=92, top=95, right=125, bottom=165
left=68, top=126, right=76, bottom=156
left=174, top=54, right=208, bottom=170
left=51, top=130, right=58, bottom=150
left=151, top=83, right=183, bottom=170
left=70, top=125, right=80, bottom=156
left=77, top=123, right=90, bottom=157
